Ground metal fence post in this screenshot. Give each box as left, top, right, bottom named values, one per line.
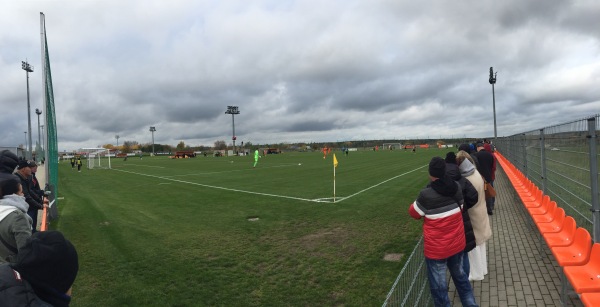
left=540, top=129, right=547, bottom=193
left=522, top=133, right=528, bottom=177
left=588, top=117, right=599, bottom=242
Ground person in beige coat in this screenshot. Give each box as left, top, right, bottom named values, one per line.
left=457, top=150, right=492, bottom=281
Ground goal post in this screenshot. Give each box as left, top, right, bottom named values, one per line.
left=80, top=148, right=111, bottom=169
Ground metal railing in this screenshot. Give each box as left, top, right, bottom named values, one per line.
left=382, top=115, right=598, bottom=306
left=382, top=236, right=432, bottom=307
left=495, top=115, right=600, bottom=242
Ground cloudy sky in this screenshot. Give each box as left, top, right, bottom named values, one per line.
left=1, top=0, right=599, bottom=151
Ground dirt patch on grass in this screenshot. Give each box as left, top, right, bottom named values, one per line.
left=383, top=253, right=403, bottom=262
left=297, top=227, right=357, bottom=258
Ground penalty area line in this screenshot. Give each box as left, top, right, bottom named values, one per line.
left=112, top=168, right=319, bottom=203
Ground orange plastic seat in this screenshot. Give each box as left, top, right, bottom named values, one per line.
left=527, top=197, right=553, bottom=215
left=542, top=216, right=576, bottom=247
left=531, top=202, right=558, bottom=223
left=551, top=228, right=592, bottom=266
left=537, top=208, right=566, bottom=233
left=564, top=244, right=600, bottom=293
left=580, top=292, right=600, bottom=307
left=523, top=191, right=545, bottom=208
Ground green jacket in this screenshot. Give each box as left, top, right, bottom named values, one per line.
left=0, top=195, right=33, bottom=263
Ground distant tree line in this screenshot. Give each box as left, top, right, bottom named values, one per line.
left=100, top=137, right=481, bottom=154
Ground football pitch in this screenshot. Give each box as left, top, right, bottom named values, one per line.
left=55, top=149, right=447, bottom=306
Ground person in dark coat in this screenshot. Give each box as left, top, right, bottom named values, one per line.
left=446, top=152, right=478, bottom=278
left=0, top=231, right=79, bottom=307
left=14, top=160, right=46, bottom=233
left=473, top=143, right=496, bottom=215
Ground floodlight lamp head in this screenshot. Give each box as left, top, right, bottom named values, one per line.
left=35, top=108, right=42, bottom=115
left=489, top=67, right=497, bottom=85
left=225, top=106, right=240, bottom=115
left=149, top=126, right=156, bottom=132
left=21, top=61, right=34, bottom=72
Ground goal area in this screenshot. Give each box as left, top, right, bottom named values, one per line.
left=80, top=148, right=111, bottom=169
left=382, top=143, right=403, bottom=150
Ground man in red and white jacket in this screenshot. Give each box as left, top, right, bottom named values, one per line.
left=409, top=157, right=478, bottom=307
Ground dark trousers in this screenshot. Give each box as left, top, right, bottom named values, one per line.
left=27, top=209, right=38, bottom=233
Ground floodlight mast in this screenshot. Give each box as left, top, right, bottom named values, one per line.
left=489, top=67, right=498, bottom=142
left=22, top=61, right=34, bottom=160
left=149, top=127, right=156, bottom=156
left=225, top=106, right=240, bottom=155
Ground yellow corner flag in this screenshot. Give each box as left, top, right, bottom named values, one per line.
left=333, top=154, right=338, bottom=168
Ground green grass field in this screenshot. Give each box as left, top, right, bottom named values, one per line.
left=53, top=149, right=447, bottom=306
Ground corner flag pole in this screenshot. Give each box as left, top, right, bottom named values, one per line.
left=333, top=154, right=338, bottom=203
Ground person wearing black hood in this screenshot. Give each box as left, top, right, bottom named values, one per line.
left=0, top=150, right=20, bottom=185
left=14, top=160, right=48, bottom=233
left=445, top=152, right=478, bottom=279
left=409, top=157, right=478, bottom=307
left=0, top=231, right=79, bottom=306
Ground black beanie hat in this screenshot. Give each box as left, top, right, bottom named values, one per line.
left=0, top=174, right=21, bottom=197
left=12, top=231, right=79, bottom=295
left=0, top=150, right=19, bottom=174
left=445, top=152, right=457, bottom=164
left=429, top=157, right=446, bottom=178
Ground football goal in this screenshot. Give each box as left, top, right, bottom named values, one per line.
left=80, top=148, right=111, bottom=169
left=382, top=143, right=403, bottom=150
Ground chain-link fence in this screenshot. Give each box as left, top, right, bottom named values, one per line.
left=382, top=236, right=432, bottom=307
left=495, top=115, right=600, bottom=242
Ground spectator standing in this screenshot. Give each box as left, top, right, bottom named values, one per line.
left=0, top=231, right=79, bottom=306
left=14, top=160, right=46, bottom=233
left=0, top=175, right=33, bottom=263
left=445, top=152, right=478, bottom=278
left=457, top=150, right=492, bottom=281
left=473, top=143, right=496, bottom=215
left=408, top=157, right=478, bottom=307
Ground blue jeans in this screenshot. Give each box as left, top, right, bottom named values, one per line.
left=463, top=250, right=470, bottom=279
left=426, top=252, right=478, bottom=307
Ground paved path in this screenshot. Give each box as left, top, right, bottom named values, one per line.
left=448, top=164, right=583, bottom=306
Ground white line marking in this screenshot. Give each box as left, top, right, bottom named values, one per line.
left=113, top=168, right=318, bottom=202
left=112, top=164, right=426, bottom=203
left=333, top=164, right=428, bottom=203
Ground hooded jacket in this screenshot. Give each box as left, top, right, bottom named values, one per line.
left=0, top=264, right=53, bottom=306
left=409, top=175, right=465, bottom=260
left=458, top=159, right=492, bottom=245
left=0, top=195, right=33, bottom=263
left=0, top=150, right=19, bottom=174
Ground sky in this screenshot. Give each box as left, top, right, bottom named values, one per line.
left=1, top=0, right=599, bottom=152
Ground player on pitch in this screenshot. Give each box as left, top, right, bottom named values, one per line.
left=253, top=149, right=260, bottom=168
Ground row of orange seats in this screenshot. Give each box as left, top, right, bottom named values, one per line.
left=495, top=152, right=600, bottom=306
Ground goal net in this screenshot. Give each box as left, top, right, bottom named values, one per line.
left=382, top=143, right=403, bottom=150
left=80, top=148, right=111, bottom=169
